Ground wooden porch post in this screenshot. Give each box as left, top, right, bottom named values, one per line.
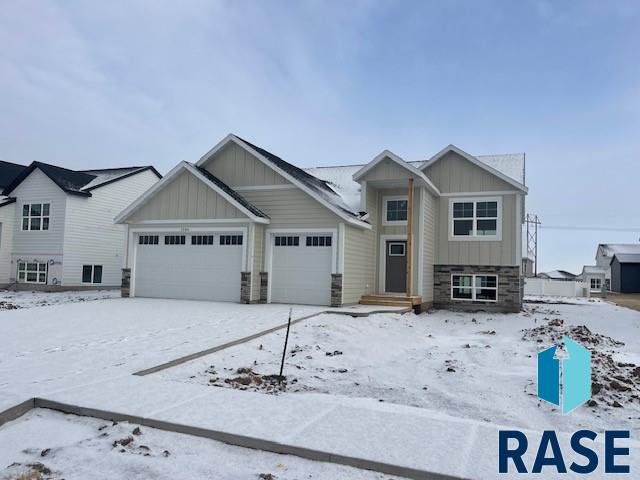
left=406, top=177, right=414, bottom=296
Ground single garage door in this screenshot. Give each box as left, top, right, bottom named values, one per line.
left=270, top=233, right=332, bottom=305
left=134, top=233, right=243, bottom=302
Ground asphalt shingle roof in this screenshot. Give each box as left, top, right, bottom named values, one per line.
left=0, top=160, right=27, bottom=189
left=611, top=253, right=640, bottom=264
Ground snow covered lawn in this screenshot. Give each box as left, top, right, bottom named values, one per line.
left=160, top=298, right=640, bottom=434
left=0, top=409, right=396, bottom=480
left=0, top=289, right=120, bottom=310
left=0, top=297, right=322, bottom=403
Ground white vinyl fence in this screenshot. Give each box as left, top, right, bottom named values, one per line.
left=524, top=278, right=590, bottom=298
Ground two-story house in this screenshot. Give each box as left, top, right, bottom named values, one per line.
left=1, top=161, right=160, bottom=289
left=115, top=134, right=527, bottom=312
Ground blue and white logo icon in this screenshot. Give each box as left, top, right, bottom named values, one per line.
left=538, top=336, right=591, bottom=414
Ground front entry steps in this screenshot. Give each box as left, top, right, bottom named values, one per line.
left=359, top=294, right=423, bottom=313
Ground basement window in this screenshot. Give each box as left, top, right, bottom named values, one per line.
left=17, top=262, right=48, bottom=284
left=220, top=235, right=243, bottom=246
left=274, top=236, right=299, bottom=247
left=164, top=235, right=186, bottom=245
left=139, top=235, right=159, bottom=245
left=305, top=235, right=332, bottom=247
left=82, top=265, right=103, bottom=284
left=191, top=235, right=215, bottom=245
left=451, top=274, right=497, bottom=302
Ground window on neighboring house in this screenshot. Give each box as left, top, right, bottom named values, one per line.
left=220, top=235, right=243, bottom=245
left=17, top=262, right=48, bottom=284
left=82, top=265, right=103, bottom=284
left=274, top=236, right=299, bottom=246
left=451, top=274, right=498, bottom=302
left=164, top=235, right=185, bottom=245
left=384, top=197, right=408, bottom=224
left=590, top=278, right=601, bottom=290
left=305, top=235, right=332, bottom=247
left=22, top=203, right=50, bottom=231
left=191, top=235, right=215, bottom=245
left=139, top=235, right=159, bottom=245
left=451, top=199, right=500, bottom=238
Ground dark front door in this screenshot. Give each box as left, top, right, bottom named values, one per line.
left=385, top=240, right=407, bottom=293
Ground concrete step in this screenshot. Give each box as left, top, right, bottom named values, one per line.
left=359, top=299, right=412, bottom=307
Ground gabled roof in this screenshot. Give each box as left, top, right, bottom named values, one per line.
left=114, top=162, right=270, bottom=224
left=420, top=144, right=528, bottom=193
left=539, top=270, right=577, bottom=280
left=0, top=160, right=26, bottom=189
left=581, top=265, right=606, bottom=275
left=352, top=150, right=440, bottom=195
left=598, top=244, right=640, bottom=257
left=196, top=134, right=371, bottom=229
left=611, top=253, right=640, bottom=265
left=2, top=161, right=161, bottom=197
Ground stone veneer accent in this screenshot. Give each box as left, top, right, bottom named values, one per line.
left=240, top=272, right=251, bottom=304
left=259, top=272, right=268, bottom=303
left=433, top=265, right=522, bottom=313
left=121, top=268, right=131, bottom=298
left=331, top=273, right=343, bottom=307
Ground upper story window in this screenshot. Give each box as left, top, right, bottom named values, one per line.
left=450, top=197, right=501, bottom=240
left=383, top=196, right=408, bottom=225
left=22, top=203, right=50, bottom=231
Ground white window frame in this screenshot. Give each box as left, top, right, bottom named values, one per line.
left=382, top=195, right=408, bottom=226
left=590, top=277, right=602, bottom=291
left=448, top=197, right=502, bottom=241
left=388, top=242, right=406, bottom=256
left=17, top=261, right=48, bottom=284
left=21, top=203, right=50, bottom=231
left=450, top=273, right=498, bottom=303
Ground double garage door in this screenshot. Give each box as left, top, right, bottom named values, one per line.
left=134, top=233, right=243, bottom=302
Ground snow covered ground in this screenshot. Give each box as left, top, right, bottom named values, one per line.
left=0, top=289, right=120, bottom=310
left=0, top=409, right=397, bottom=480
left=160, top=299, right=640, bottom=433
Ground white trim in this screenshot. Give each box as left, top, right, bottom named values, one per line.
left=114, top=161, right=270, bottom=225
left=515, top=194, right=522, bottom=266
left=382, top=195, right=408, bottom=226
left=388, top=242, right=406, bottom=256
left=132, top=218, right=252, bottom=225
left=231, top=184, right=296, bottom=191
left=20, top=202, right=51, bottom=231
left=448, top=196, right=503, bottom=242
left=450, top=273, right=498, bottom=303
left=420, top=144, right=528, bottom=193
left=196, top=135, right=371, bottom=230
left=417, top=187, right=425, bottom=296
left=338, top=223, right=345, bottom=275
left=378, top=234, right=410, bottom=293
left=440, top=190, right=519, bottom=197
left=353, top=150, right=440, bottom=196
left=360, top=180, right=367, bottom=213
left=264, top=227, right=338, bottom=303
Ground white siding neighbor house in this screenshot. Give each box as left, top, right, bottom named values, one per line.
left=0, top=161, right=160, bottom=289
left=116, top=134, right=528, bottom=312
left=594, top=243, right=640, bottom=291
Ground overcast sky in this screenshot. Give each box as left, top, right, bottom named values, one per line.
left=1, top=0, right=639, bottom=273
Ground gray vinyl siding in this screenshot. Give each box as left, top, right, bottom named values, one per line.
left=251, top=223, right=264, bottom=301
left=128, top=170, right=244, bottom=222
left=203, top=142, right=290, bottom=187
left=422, top=190, right=436, bottom=302
left=423, top=151, right=514, bottom=193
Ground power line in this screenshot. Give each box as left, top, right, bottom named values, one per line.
left=540, top=225, right=640, bottom=232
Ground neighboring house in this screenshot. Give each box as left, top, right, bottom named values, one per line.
left=521, top=243, right=535, bottom=278
left=1, top=161, right=161, bottom=289
left=116, top=134, right=527, bottom=312
left=578, top=265, right=606, bottom=293
left=0, top=160, right=27, bottom=286
left=595, top=243, right=640, bottom=290
left=610, top=253, right=640, bottom=293
left=538, top=270, right=577, bottom=281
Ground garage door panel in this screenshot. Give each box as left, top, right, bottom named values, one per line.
left=134, top=239, right=242, bottom=302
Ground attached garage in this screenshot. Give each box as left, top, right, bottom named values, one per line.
left=133, top=232, right=244, bottom=302
left=269, top=232, right=334, bottom=305
left=610, top=253, right=640, bottom=293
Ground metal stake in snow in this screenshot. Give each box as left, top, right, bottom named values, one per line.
left=278, top=308, right=293, bottom=380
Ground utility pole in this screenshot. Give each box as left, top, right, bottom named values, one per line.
left=525, top=214, right=541, bottom=276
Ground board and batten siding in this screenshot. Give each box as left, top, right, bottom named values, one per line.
left=0, top=203, right=16, bottom=285
left=128, top=170, right=244, bottom=222
left=359, top=158, right=415, bottom=183
left=203, top=142, right=290, bottom=187
left=63, top=169, right=160, bottom=286
left=422, top=190, right=436, bottom=302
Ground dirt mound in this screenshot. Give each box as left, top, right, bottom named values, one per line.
left=523, top=319, right=639, bottom=409
left=206, top=366, right=288, bottom=394
left=0, top=301, right=20, bottom=310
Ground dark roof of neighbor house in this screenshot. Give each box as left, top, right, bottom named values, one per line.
left=610, top=253, right=640, bottom=264
left=0, top=160, right=27, bottom=189
left=2, top=162, right=161, bottom=197
left=233, top=135, right=361, bottom=219
left=195, top=166, right=269, bottom=219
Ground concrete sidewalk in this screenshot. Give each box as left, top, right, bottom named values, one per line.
left=7, top=375, right=637, bottom=479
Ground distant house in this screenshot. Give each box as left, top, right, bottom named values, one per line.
left=578, top=265, right=606, bottom=293
left=521, top=244, right=535, bottom=278
left=610, top=253, right=640, bottom=293
left=1, top=160, right=160, bottom=289
left=594, top=243, right=640, bottom=290
left=538, top=270, right=577, bottom=281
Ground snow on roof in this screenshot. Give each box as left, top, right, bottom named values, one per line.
left=475, top=153, right=525, bottom=185
left=582, top=265, right=606, bottom=275
left=599, top=244, right=640, bottom=257
left=612, top=253, right=640, bottom=264
left=79, top=167, right=151, bottom=191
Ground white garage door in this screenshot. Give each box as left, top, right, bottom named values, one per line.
left=270, top=233, right=333, bottom=305
left=134, top=233, right=243, bottom=302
